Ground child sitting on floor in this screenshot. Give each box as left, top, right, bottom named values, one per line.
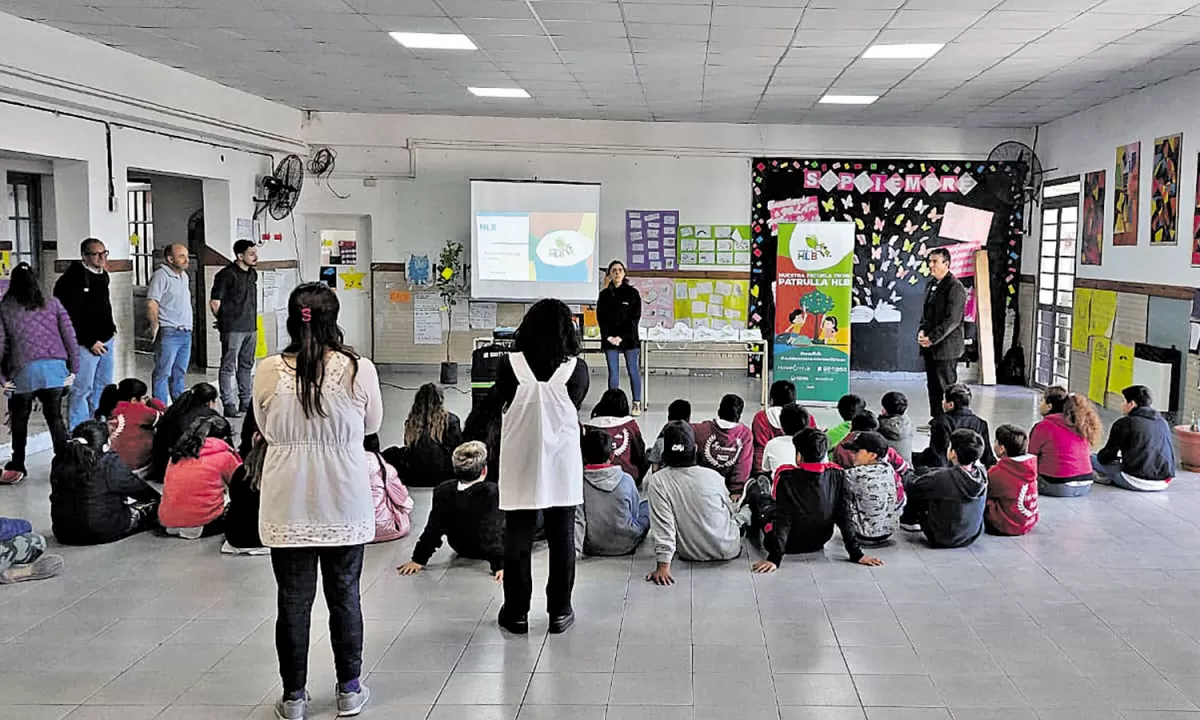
left=223, top=406, right=266, bottom=555
left=97, top=379, right=163, bottom=476
left=832, top=411, right=911, bottom=476
left=842, top=431, right=903, bottom=547
left=648, top=399, right=691, bottom=466
left=159, top=416, right=241, bottom=539
left=389, top=383, right=463, bottom=488
left=461, top=390, right=503, bottom=484
left=827, top=394, right=866, bottom=448
left=1093, top=385, right=1176, bottom=493
left=692, top=393, right=754, bottom=496
left=644, top=421, right=744, bottom=586
left=878, top=391, right=914, bottom=465
left=1030, top=386, right=1102, bottom=498
left=743, top=428, right=884, bottom=573
left=986, top=424, right=1039, bottom=536
left=902, top=429, right=988, bottom=549
left=915, top=384, right=997, bottom=470
left=399, top=441, right=504, bottom=579
left=367, top=433, right=413, bottom=543
left=584, top=388, right=649, bottom=485
left=752, top=380, right=816, bottom=471
left=761, top=403, right=812, bottom=477
left=577, top=429, right=650, bottom=557
left=0, top=518, right=63, bottom=584
left=50, top=419, right=159, bottom=546
left=149, top=382, right=225, bottom=483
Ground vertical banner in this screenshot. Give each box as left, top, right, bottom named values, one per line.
left=772, top=222, right=853, bottom=404
left=1113, top=141, right=1141, bottom=246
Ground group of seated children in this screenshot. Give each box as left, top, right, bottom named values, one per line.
left=44, top=378, right=415, bottom=555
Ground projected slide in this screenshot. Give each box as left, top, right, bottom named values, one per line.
left=471, top=180, right=602, bottom=302
left=477, top=212, right=597, bottom=283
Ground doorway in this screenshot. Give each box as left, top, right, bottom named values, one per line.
left=305, top=214, right=372, bottom=357
left=1034, top=178, right=1081, bottom=389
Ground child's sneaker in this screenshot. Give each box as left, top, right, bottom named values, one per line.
left=336, top=682, right=370, bottom=717
left=899, top=522, right=922, bottom=532
left=0, top=554, right=64, bottom=583
left=274, top=691, right=309, bottom=720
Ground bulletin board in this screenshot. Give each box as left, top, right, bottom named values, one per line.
left=677, top=225, right=753, bottom=270
left=673, top=278, right=749, bottom=329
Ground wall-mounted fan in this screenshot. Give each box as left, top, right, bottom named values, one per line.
left=254, top=154, right=304, bottom=221
left=988, top=140, right=1045, bottom=209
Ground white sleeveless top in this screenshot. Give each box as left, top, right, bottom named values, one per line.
left=498, top=353, right=584, bottom=511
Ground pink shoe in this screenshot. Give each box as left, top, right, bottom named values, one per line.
left=0, top=470, right=26, bottom=485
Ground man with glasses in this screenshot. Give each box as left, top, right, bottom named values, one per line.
left=54, top=237, right=116, bottom=428
left=918, top=247, right=967, bottom=425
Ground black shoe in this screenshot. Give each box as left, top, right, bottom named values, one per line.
left=548, top=610, right=575, bottom=634
left=497, top=606, right=528, bottom=635
left=239, top=400, right=252, bottom=414
left=223, top=406, right=243, bottom=419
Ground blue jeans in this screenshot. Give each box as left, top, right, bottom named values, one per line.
left=69, top=339, right=114, bottom=429
left=153, top=327, right=192, bottom=405
left=605, top=348, right=642, bottom=403
left=1091, top=453, right=1169, bottom=492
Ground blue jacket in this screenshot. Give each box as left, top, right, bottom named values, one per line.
left=576, top=464, right=650, bottom=556
left=0, top=517, right=32, bottom=542
left=1097, top=406, right=1176, bottom=482
left=907, top=463, right=987, bottom=549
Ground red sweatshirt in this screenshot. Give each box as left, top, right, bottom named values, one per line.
left=159, top=438, right=241, bottom=529
left=985, top=454, right=1039, bottom=536
left=693, top=419, right=754, bottom=493
left=584, top=415, right=648, bottom=483
left=108, top=401, right=162, bottom=473
left=752, top=407, right=818, bottom=472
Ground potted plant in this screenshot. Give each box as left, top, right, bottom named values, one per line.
left=434, top=240, right=470, bottom=385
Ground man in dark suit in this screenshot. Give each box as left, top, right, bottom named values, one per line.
left=918, top=248, right=967, bottom=421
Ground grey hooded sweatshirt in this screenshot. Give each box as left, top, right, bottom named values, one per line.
left=575, top=464, right=650, bottom=557
left=645, top=464, right=743, bottom=564
left=878, top=414, right=914, bottom=465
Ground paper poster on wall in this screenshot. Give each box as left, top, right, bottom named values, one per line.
left=339, top=269, right=365, bottom=291
left=938, top=203, right=993, bottom=244
left=413, top=294, right=443, bottom=345
left=469, top=301, right=498, bottom=329
left=1088, top=290, right=1117, bottom=338
left=766, top=197, right=820, bottom=232
left=320, top=229, right=356, bottom=265
left=676, top=225, right=751, bottom=270
left=319, top=266, right=337, bottom=288
left=236, top=218, right=254, bottom=242
left=1113, top=142, right=1140, bottom=246
left=773, top=222, right=853, bottom=404
left=625, top=210, right=679, bottom=271
left=261, top=270, right=281, bottom=312
left=255, top=315, right=268, bottom=359
left=946, top=242, right=982, bottom=279
left=1108, top=343, right=1135, bottom=394
left=337, top=239, right=359, bottom=265
left=445, top=305, right=470, bottom=333
left=1089, top=337, right=1111, bottom=404
left=1081, top=170, right=1105, bottom=266
left=407, top=254, right=432, bottom=286
left=1072, top=288, right=1092, bottom=353
left=673, top=278, right=747, bottom=329
left=1151, top=133, right=1181, bottom=245
left=629, top=277, right=675, bottom=327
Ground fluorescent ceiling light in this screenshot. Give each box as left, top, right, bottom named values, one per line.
left=469, top=87, right=531, bottom=98
left=389, top=32, right=476, bottom=50
left=819, top=94, right=878, bottom=105
left=862, top=43, right=944, bottom=59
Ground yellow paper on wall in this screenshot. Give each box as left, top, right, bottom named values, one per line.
left=1072, top=289, right=1092, bottom=352
left=1108, top=342, right=1134, bottom=394
left=255, top=315, right=268, bottom=359
left=1088, top=336, right=1111, bottom=404
left=1088, top=290, right=1117, bottom=338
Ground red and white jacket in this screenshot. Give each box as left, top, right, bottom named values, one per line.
left=986, top=454, right=1039, bottom=536
left=584, top=415, right=648, bottom=483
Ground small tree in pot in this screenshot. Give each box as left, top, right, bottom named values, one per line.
left=435, top=240, right=470, bottom=385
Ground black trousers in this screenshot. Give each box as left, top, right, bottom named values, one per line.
left=271, top=545, right=365, bottom=694
left=503, top=506, right=576, bottom=618
left=923, top=356, right=958, bottom=419
left=7, top=387, right=67, bottom=472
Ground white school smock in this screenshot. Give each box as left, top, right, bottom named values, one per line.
left=498, top=353, right=584, bottom=511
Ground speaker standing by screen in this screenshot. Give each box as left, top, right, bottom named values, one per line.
left=597, top=260, right=643, bottom=414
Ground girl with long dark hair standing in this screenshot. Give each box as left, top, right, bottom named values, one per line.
left=494, top=298, right=589, bottom=635
left=0, top=263, right=78, bottom=484
left=254, top=283, right=381, bottom=719
left=596, top=260, right=643, bottom=415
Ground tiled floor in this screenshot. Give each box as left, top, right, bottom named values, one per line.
left=3, top=371, right=1200, bottom=720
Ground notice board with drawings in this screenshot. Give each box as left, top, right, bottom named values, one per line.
left=673, top=278, right=750, bottom=329
left=677, top=225, right=752, bottom=271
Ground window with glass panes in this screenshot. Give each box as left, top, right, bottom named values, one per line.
left=1035, top=178, right=1081, bottom=388
left=5, top=173, right=41, bottom=272
left=128, top=181, right=154, bottom=286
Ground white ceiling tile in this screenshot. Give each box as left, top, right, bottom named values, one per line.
left=886, top=9, right=988, bottom=29
left=791, top=29, right=880, bottom=46
left=621, top=2, right=712, bottom=25
left=709, top=5, right=805, bottom=29
left=974, top=10, right=1078, bottom=30
left=627, top=23, right=710, bottom=42
left=799, top=9, right=894, bottom=30
left=529, top=1, right=623, bottom=22
left=1092, top=0, right=1196, bottom=12
left=544, top=20, right=626, bottom=37
left=435, top=0, right=533, bottom=19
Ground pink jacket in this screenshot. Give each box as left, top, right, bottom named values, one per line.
left=1029, top=413, right=1093, bottom=479
left=368, top=452, right=413, bottom=543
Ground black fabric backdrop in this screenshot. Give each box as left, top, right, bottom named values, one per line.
left=750, top=158, right=1024, bottom=373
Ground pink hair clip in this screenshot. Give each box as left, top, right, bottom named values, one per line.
left=300, top=308, right=312, bottom=323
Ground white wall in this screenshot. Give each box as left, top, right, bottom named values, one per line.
left=1036, top=69, right=1200, bottom=285
left=297, top=112, right=1029, bottom=274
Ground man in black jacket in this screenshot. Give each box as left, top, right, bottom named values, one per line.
left=54, top=238, right=117, bottom=430
left=209, top=240, right=258, bottom=418
left=918, top=247, right=967, bottom=421
left=746, top=428, right=883, bottom=572
left=1093, top=385, right=1176, bottom=492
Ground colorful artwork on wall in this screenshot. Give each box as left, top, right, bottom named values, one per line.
left=1192, top=157, right=1200, bottom=267
left=1151, top=134, right=1182, bottom=245
left=1081, top=170, right=1105, bottom=266
left=1113, top=142, right=1141, bottom=246
left=624, top=210, right=678, bottom=271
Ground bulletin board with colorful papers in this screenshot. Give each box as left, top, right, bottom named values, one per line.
left=677, top=225, right=752, bottom=270
left=673, top=278, right=749, bottom=329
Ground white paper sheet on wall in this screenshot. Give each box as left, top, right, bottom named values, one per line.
left=470, top=301, right=499, bottom=329
left=414, top=294, right=444, bottom=345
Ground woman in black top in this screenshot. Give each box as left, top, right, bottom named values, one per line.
left=596, top=260, right=643, bottom=415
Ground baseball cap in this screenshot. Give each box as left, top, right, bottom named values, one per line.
left=659, top=420, right=696, bottom=466
left=843, top=431, right=888, bottom=457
